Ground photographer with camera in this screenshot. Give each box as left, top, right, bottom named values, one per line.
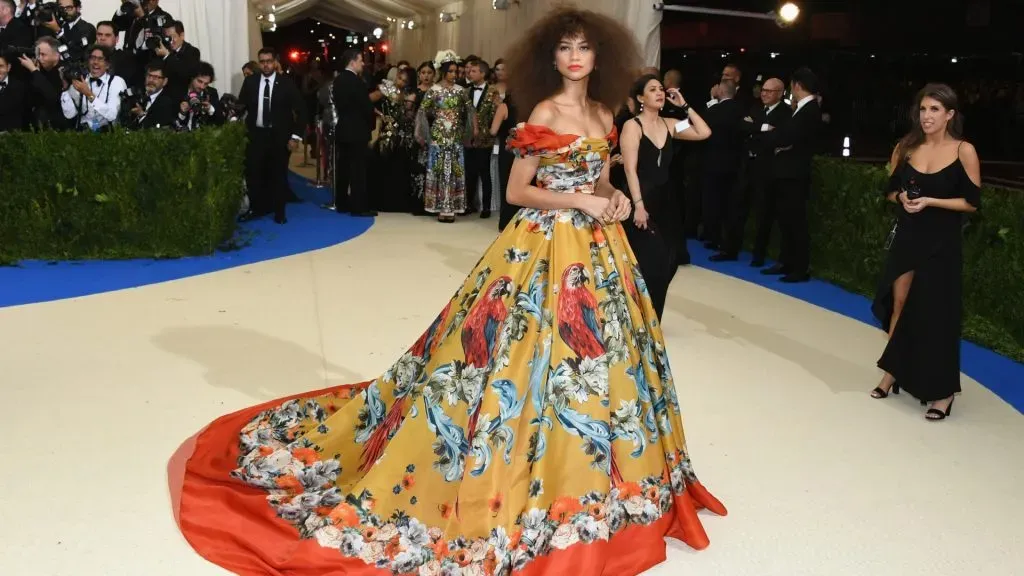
left=0, top=53, right=28, bottom=131
left=153, top=19, right=196, bottom=95
left=173, top=61, right=221, bottom=131
left=94, top=20, right=135, bottom=89
left=60, top=43, right=124, bottom=131
left=37, top=0, right=95, bottom=64
left=112, top=0, right=170, bottom=74
left=124, top=58, right=172, bottom=129
left=16, top=36, right=65, bottom=129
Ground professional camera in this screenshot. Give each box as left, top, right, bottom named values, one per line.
left=119, top=86, right=146, bottom=127
left=34, top=2, right=65, bottom=28
left=142, top=13, right=173, bottom=51
left=219, top=93, right=246, bottom=122
left=59, top=60, right=89, bottom=85
left=1, top=46, right=35, bottom=62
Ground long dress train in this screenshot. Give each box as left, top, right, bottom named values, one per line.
left=171, top=123, right=726, bottom=576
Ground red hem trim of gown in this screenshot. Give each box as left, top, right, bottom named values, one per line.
left=170, top=389, right=725, bottom=574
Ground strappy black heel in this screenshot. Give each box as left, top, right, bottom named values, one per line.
left=925, top=397, right=954, bottom=421
left=871, top=382, right=900, bottom=399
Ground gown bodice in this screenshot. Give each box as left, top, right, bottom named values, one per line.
left=507, top=123, right=618, bottom=195
left=891, top=157, right=982, bottom=248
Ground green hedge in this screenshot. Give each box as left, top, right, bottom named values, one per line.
left=0, top=124, right=246, bottom=264
left=801, top=157, right=1024, bottom=363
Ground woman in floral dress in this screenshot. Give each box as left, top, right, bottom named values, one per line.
left=417, top=54, right=472, bottom=223
left=171, top=8, right=726, bottom=576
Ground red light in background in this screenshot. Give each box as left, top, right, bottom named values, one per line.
left=289, top=50, right=301, bottom=62
left=381, top=42, right=389, bottom=53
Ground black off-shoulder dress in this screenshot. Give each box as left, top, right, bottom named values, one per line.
left=871, top=146, right=981, bottom=402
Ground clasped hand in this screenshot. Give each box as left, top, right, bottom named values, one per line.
left=580, top=191, right=631, bottom=224
left=899, top=191, right=931, bottom=213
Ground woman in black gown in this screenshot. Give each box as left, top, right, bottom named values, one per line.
left=620, top=74, right=711, bottom=320
left=490, top=91, right=519, bottom=231
left=870, top=83, right=981, bottom=421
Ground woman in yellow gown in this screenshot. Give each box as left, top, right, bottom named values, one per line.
left=171, top=8, right=726, bottom=576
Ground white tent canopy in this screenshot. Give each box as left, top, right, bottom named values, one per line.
left=252, top=0, right=662, bottom=68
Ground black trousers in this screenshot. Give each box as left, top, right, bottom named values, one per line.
left=334, top=141, right=369, bottom=213
left=752, top=178, right=781, bottom=262
left=701, top=169, right=739, bottom=247
left=723, top=158, right=769, bottom=256
left=246, top=129, right=290, bottom=218
left=777, top=177, right=811, bottom=274
left=464, top=147, right=492, bottom=212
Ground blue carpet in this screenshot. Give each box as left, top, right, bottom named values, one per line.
left=0, top=172, right=373, bottom=308
left=688, top=241, right=1024, bottom=414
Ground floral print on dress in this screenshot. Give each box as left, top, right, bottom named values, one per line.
left=223, top=123, right=725, bottom=575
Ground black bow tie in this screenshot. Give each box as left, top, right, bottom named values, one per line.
left=472, top=86, right=484, bottom=92
left=90, top=78, right=103, bottom=86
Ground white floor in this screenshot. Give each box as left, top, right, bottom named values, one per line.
left=1, top=215, right=1021, bottom=576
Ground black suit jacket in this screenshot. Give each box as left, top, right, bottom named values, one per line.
left=0, top=16, right=35, bottom=51
left=332, top=69, right=373, bottom=144
left=53, top=19, right=96, bottom=63
left=139, top=88, right=178, bottom=129
left=173, top=86, right=224, bottom=130
left=0, top=18, right=34, bottom=83
left=111, top=49, right=139, bottom=90
left=159, top=42, right=200, bottom=94
left=0, top=76, right=28, bottom=132
left=238, top=72, right=307, bottom=142
left=767, top=98, right=821, bottom=181
left=28, top=66, right=67, bottom=130
left=743, top=102, right=793, bottom=175
left=701, top=97, right=746, bottom=174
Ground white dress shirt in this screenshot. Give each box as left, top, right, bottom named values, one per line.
left=794, top=94, right=816, bottom=115
left=255, top=72, right=301, bottom=141
left=61, top=73, right=127, bottom=129
left=255, top=72, right=276, bottom=129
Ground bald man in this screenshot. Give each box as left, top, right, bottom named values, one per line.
left=711, top=77, right=792, bottom=263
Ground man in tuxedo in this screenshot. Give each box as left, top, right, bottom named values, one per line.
left=698, top=78, right=746, bottom=251
left=130, top=59, right=175, bottom=129
left=237, top=47, right=306, bottom=224
left=463, top=58, right=496, bottom=217
left=153, top=19, right=198, bottom=95
left=112, top=0, right=172, bottom=63
left=331, top=47, right=375, bottom=217
left=1, top=0, right=34, bottom=55
left=59, top=44, right=126, bottom=131
left=712, top=76, right=791, bottom=263
left=762, top=67, right=822, bottom=283
left=173, top=61, right=222, bottom=131
left=0, top=53, right=27, bottom=131
left=94, top=20, right=136, bottom=89
left=41, top=0, right=95, bottom=64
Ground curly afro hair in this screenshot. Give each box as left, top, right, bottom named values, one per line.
left=504, top=4, right=641, bottom=117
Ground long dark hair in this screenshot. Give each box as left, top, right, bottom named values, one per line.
left=631, top=74, right=660, bottom=114
left=896, top=83, right=964, bottom=159
left=505, top=5, right=640, bottom=116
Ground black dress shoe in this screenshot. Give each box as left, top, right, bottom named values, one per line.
left=709, top=252, right=738, bottom=262
left=351, top=210, right=378, bottom=217
left=750, top=258, right=765, bottom=267
left=703, top=241, right=719, bottom=250
left=480, top=210, right=491, bottom=219
left=274, top=214, right=288, bottom=224
left=761, top=264, right=787, bottom=275
left=237, top=210, right=268, bottom=223
left=780, top=272, right=810, bottom=283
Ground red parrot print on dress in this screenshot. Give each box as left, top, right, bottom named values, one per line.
left=461, top=276, right=513, bottom=370
left=558, top=263, right=606, bottom=360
